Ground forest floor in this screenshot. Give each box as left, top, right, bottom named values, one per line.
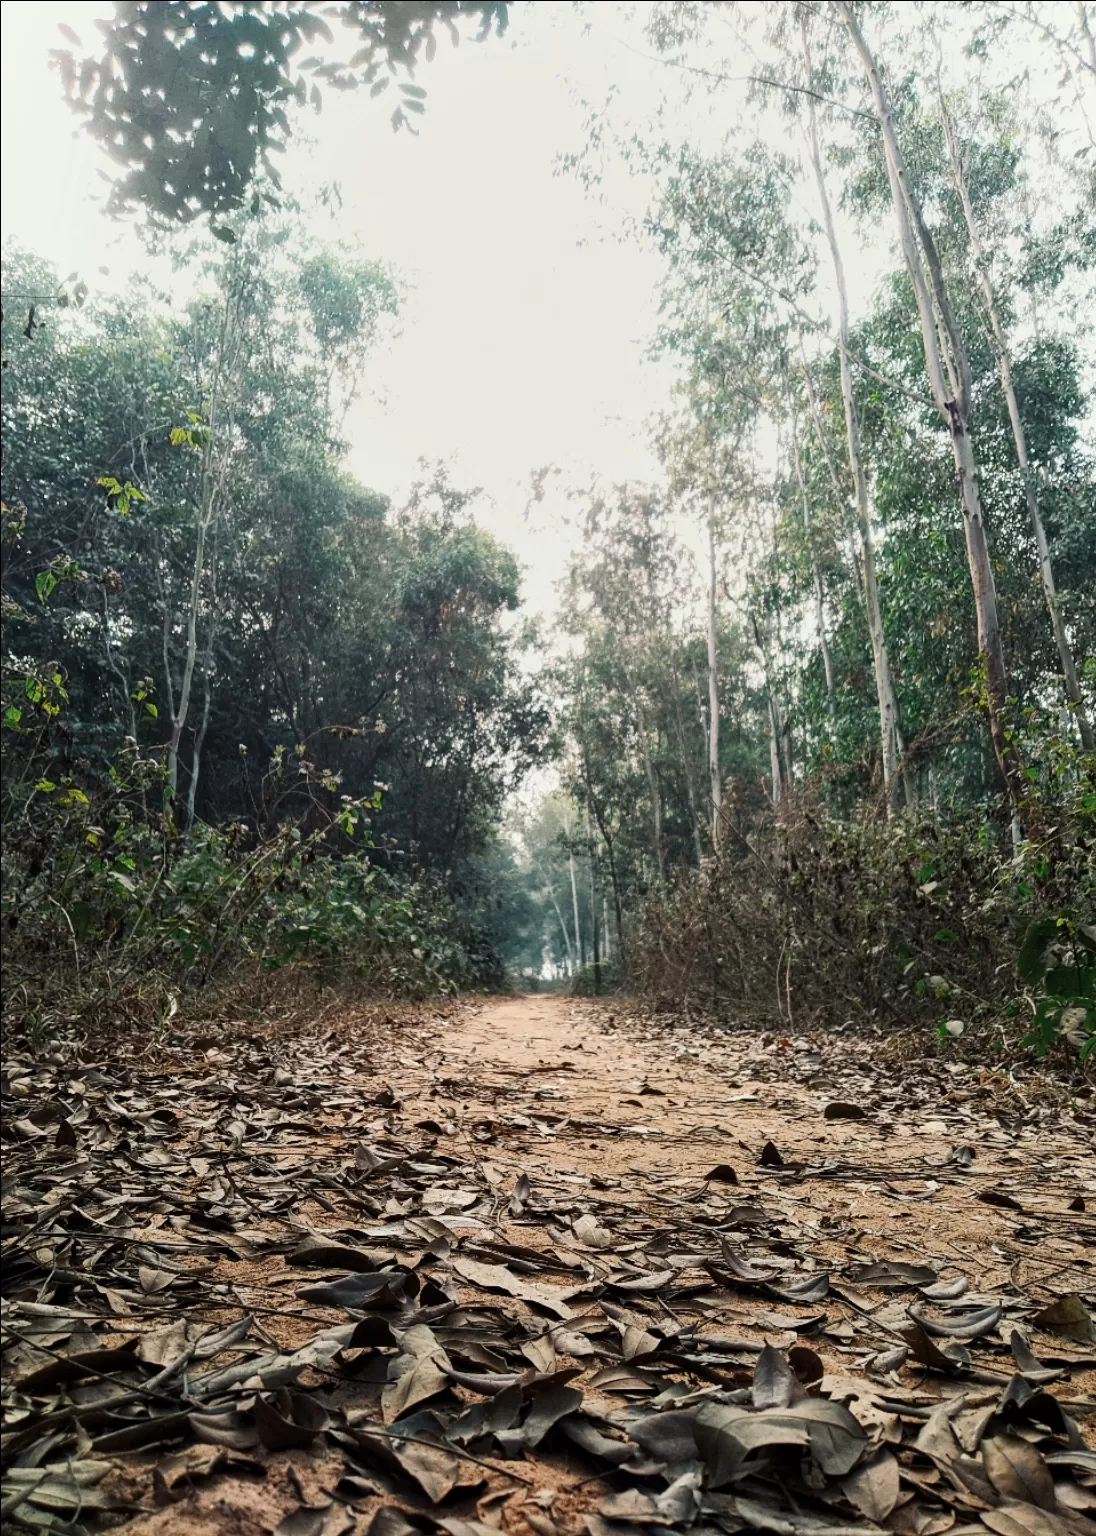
left=3, top=994, right=1095, bottom=1536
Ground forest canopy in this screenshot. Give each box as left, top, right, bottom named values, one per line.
left=1, top=0, right=1093, bottom=1061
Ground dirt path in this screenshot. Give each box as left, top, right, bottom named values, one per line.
left=412, top=996, right=1095, bottom=1287
left=3, top=993, right=1094, bottom=1536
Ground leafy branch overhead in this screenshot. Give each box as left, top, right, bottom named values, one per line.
left=53, top=1, right=509, bottom=225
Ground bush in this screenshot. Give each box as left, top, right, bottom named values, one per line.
left=631, top=731, right=1095, bottom=1065
left=1, top=732, right=500, bottom=1041
left=570, top=957, right=625, bottom=996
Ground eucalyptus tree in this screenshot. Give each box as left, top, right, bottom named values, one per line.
left=798, top=9, right=912, bottom=809
left=932, top=89, right=1093, bottom=751
left=835, top=3, right=1026, bottom=815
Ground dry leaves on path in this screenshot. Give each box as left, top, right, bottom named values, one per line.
left=2, top=995, right=1094, bottom=1536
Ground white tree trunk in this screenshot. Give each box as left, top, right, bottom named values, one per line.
left=940, top=100, right=1092, bottom=752
left=631, top=677, right=665, bottom=881
left=837, top=1, right=1026, bottom=813
left=801, top=14, right=909, bottom=810
left=166, top=292, right=241, bottom=812
left=706, top=498, right=722, bottom=841
left=568, top=848, right=584, bottom=967
left=791, top=427, right=836, bottom=703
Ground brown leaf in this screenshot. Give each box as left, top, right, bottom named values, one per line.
left=842, top=1449, right=900, bottom=1521
left=1031, top=1295, right=1094, bottom=1345
left=705, top=1163, right=739, bottom=1183
left=188, top=1407, right=260, bottom=1450
left=977, top=1188, right=1024, bottom=1212
left=901, top=1322, right=970, bottom=1374
left=452, top=1257, right=575, bottom=1319
left=752, top=1343, right=803, bottom=1410
left=907, top=1304, right=1002, bottom=1340
left=521, top=1383, right=583, bottom=1448
left=382, top=1327, right=451, bottom=1423
left=572, top=1212, right=613, bottom=1250
left=788, top=1345, right=825, bottom=1386
left=982, top=1435, right=1057, bottom=1511
left=509, top=1172, right=531, bottom=1216
left=848, top=1261, right=938, bottom=1289
left=287, top=1239, right=377, bottom=1271
left=253, top=1388, right=328, bottom=1450
left=981, top=1508, right=1084, bottom=1536
left=366, top=1510, right=422, bottom=1536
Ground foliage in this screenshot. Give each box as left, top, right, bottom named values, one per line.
left=2, top=223, right=546, bottom=1023
left=535, top=1, right=1095, bottom=1061
left=1, top=729, right=503, bottom=1040
left=631, top=724, right=1095, bottom=1064
left=54, top=2, right=509, bottom=227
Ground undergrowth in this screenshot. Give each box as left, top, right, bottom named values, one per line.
left=632, top=726, right=1095, bottom=1068
left=1, top=729, right=501, bottom=1045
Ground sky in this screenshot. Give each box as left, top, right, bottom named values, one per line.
left=0, top=0, right=695, bottom=620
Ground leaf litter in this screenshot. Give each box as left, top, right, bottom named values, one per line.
left=2, top=995, right=1093, bottom=1536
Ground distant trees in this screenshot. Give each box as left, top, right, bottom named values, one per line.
left=1, top=224, right=546, bottom=875
left=540, top=0, right=1093, bottom=982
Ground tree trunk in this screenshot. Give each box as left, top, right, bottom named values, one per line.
left=837, top=1, right=1027, bottom=814
left=668, top=649, right=706, bottom=864
left=706, top=498, right=723, bottom=842
left=184, top=529, right=221, bottom=834
left=798, top=335, right=867, bottom=616
left=632, top=684, right=665, bottom=881
left=166, top=290, right=242, bottom=811
left=791, top=424, right=835, bottom=703
left=543, top=873, right=574, bottom=971
left=940, top=99, right=1092, bottom=752
left=568, top=848, right=584, bottom=966
left=589, top=845, right=601, bottom=994
left=753, top=615, right=787, bottom=801
left=801, top=13, right=909, bottom=810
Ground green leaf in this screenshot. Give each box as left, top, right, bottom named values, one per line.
left=1018, top=918, right=1058, bottom=984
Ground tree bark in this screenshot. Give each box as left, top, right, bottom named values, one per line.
left=706, top=497, right=723, bottom=841
left=837, top=1, right=1027, bottom=814
left=166, top=292, right=241, bottom=811
left=589, top=842, right=601, bottom=994
left=753, top=614, right=787, bottom=801
left=791, top=423, right=835, bottom=703
left=940, top=98, right=1092, bottom=752
left=541, top=870, right=574, bottom=971
left=801, top=13, right=909, bottom=810
left=667, top=649, right=706, bottom=864
left=797, top=334, right=867, bottom=616
left=631, top=682, right=665, bottom=881
left=568, top=848, right=584, bottom=967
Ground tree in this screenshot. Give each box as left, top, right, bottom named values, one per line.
left=1, top=232, right=545, bottom=878
left=935, top=89, right=1093, bottom=751
left=836, top=1, right=1026, bottom=817
left=800, top=11, right=911, bottom=809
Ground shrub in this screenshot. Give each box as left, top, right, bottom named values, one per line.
left=631, top=730, right=1095, bottom=1065
left=1, top=730, right=500, bottom=1040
